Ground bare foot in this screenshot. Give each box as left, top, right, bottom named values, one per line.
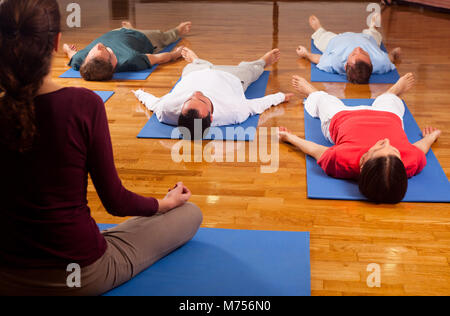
left=296, top=45, right=309, bottom=58
left=261, top=49, right=281, bottom=67
left=387, top=72, right=415, bottom=96
left=422, top=126, right=441, bottom=143
left=309, top=15, right=322, bottom=31
left=292, top=75, right=318, bottom=97
left=171, top=46, right=184, bottom=60
left=122, top=21, right=133, bottom=28
left=181, top=47, right=199, bottom=63
left=389, top=47, right=402, bottom=63
left=177, top=21, right=192, bottom=36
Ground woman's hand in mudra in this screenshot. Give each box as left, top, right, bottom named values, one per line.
left=158, top=182, right=192, bottom=214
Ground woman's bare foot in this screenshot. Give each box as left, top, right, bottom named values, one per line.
left=389, top=47, right=402, bottom=63
left=181, top=47, right=199, bottom=63
left=261, top=49, right=281, bottom=67
left=292, top=75, right=318, bottom=97
left=177, top=21, right=192, bottom=36
left=422, top=126, right=441, bottom=143
left=296, top=45, right=309, bottom=58
left=387, top=72, right=415, bottom=96
left=122, top=21, right=133, bottom=28
left=309, top=15, right=322, bottom=31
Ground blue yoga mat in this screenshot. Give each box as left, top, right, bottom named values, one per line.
left=97, top=225, right=311, bottom=296
left=304, top=99, right=450, bottom=202
left=60, top=40, right=181, bottom=80
left=94, top=91, right=115, bottom=103
left=137, top=71, right=271, bottom=141
left=310, top=40, right=400, bottom=84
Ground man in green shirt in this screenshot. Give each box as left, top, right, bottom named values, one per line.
left=63, top=21, right=191, bottom=81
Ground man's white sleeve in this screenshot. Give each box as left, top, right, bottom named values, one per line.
left=243, top=92, right=285, bottom=116
left=133, top=90, right=161, bottom=111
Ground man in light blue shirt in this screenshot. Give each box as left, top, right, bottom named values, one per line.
left=296, top=15, right=401, bottom=84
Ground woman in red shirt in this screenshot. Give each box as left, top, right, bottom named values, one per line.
left=279, top=73, right=441, bottom=203
left=0, top=0, right=202, bottom=295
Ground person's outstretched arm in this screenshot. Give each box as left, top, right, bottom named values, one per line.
left=243, top=92, right=294, bottom=117
left=133, top=89, right=161, bottom=111
left=86, top=92, right=189, bottom=216
left=145, top=46, right=183, bottom=65
left=279, top=127, right=328, bottom=161
left=413, top=126, right=441, bottom=154
left=296, top=46, right=321, bottom=64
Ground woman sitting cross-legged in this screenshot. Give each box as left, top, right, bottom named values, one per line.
left=279, top=73, right=441, bottom=204
left=0, top=0, right=202, bottom=296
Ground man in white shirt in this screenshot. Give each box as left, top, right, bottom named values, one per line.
left=133, top=47, right=293, bottom=139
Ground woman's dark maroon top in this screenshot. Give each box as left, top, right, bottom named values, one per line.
left=0, top=87, right=159, bottom=268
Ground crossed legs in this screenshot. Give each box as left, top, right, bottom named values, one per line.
left=0, top=202, right=203, bottom=296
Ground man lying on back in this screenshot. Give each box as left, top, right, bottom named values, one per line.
left=296, top=15, right=401, bottom=84
left=63, top=21, right=191, bottom=81
left=134, top=48, right=293, bottom=138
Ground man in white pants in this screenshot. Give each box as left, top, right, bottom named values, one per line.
left=134, top=48, right=293, bottom=139
left=296, top=15, right=402, bottom=84
left=278, top=73, right=441, bottom=204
